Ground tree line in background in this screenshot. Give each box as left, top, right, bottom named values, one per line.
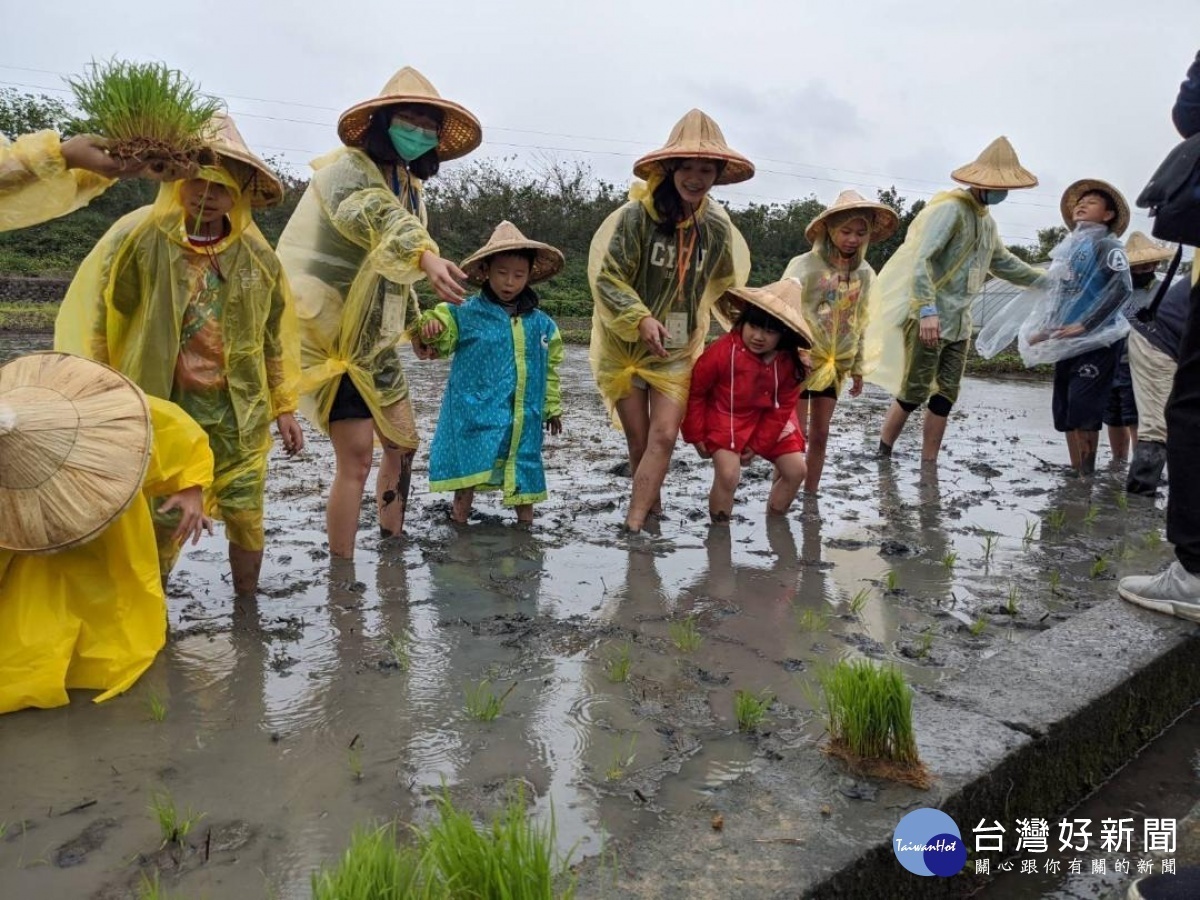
left=1, top=88, right=1067, bottom=319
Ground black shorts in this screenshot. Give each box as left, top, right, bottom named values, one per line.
left=801, top=385, right=838, bottom=400
left=1052, top=345, right=1118, bottom=433
left=1103, top=376, right=1139, bottom=427
left=328, top=374, right=373, bottom=423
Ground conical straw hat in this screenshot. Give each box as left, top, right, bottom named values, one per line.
left=337, top=66, right=482, bottom=161
left=633, top=109, right=754, bottom=186
left=951, top=136, right=1039, bottom=190
left=805, top=189, right=900, bottom=244
left=460, top=221, right=565, bottom=285
left=1061, top=178, right=1131, bottom=238
left=715, top=279, right=814, bottom=348
left=1124, top=231, right=1176, bottom=267
left=0, top=352, right=151, bottom=554
left=203, top=112, right=284, bottom=208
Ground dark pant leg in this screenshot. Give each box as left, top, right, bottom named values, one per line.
left=1167, top=280, right=1200, bottom=572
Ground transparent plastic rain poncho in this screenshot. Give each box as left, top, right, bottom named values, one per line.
left=588, top=173, right=750, bottom=417
left=54, top=164, right=300, bottom=546
left=0, top=396, right=213, bottom=713
left=276, top=147, right=438, bottom=449
left=975, top=223, right=1133, bottom=365
left=781, top=218, right=877, bottom=393
left=861, top=190, right=1042, bottom=396
left=0, top=130, right=112, bottom=232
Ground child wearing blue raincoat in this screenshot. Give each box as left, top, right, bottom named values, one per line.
left=412, top=222, right=565, bottom=524
left=977, top=179, right=1133, bottom=474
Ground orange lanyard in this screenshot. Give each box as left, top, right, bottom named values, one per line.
left=675, top=225, right=698, bottom=304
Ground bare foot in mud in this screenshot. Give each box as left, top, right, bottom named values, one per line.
left=451, top=488, right=474, bottom=524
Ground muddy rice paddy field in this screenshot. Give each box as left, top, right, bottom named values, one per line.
left=0, top=339, right=1175, bottom=899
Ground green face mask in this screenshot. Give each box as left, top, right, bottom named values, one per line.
left=388, top=122, right=439, bottom=162
left=981, top=189, right=1009, bottom=206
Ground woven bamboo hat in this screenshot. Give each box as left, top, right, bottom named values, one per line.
left=633, top=109, right=754, bottom=186
left=1124, top=231, right=1176, bottom=267
left=1061, top=178, right=1130, bottom=238
left=460, top=221, right=565, bottom=285
left=0, top=353, right=152, bottom=554
left=805, top=190, right=900, bottom=244
left=337, top=66, right=482, bottom=161
left=202, top=112, right=284, bottom=208
left=716, top=279, right=814, bottom=348
left=951, top=136, right=1039, bottom=190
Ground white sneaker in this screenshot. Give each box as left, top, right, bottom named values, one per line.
left=1118, top=562, right=1200, bottom=622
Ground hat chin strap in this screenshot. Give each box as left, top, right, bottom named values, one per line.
left=0, top=402, right=14, bottom=436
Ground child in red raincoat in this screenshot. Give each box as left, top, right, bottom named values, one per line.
left=683, top=279, right=813, bottom=522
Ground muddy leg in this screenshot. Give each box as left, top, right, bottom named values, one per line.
left=628, top=392, right=684, bottom=531
left=230, top=543, right=263, bottom=597
left=452, top=488, right=475, bottom=524
left=709, top=449, right=741, bottom=522
left=515, top=503, right=534, bottom=525
left=1075, top=430, right=1099, bottom=476
left=1107, top=424, right=1131, bottom=462
left=804, top=396, right=835, bottom=493
left=921, top=411, right=949, bottom=463
left=1065, top=431, right=1081, bottom=471
left=328, top=419, right=376, bottom=558
left=768, top=451, right=807, bottom=515
left=879, top=400, right=913, bottom=454
left=378, top=444, right=413, bottom=537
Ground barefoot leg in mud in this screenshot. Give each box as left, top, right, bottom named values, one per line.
left=452, top=488, right=475, bottom=524
left=378, top=442, right=413, bottom=537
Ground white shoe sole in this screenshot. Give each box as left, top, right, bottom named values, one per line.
left=1119, top=586, right=1200, bottom=622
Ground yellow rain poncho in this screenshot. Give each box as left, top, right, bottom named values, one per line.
left=861, top=189, right=1042, bottom=397
left=782, top=237, right=876, bottom=393
left=0, top=130, right=113, bottom=232
left=0, top=397, right=213, bottom=713
left=54, top=166, right=299, bottom=556
left=589, top=175, right=750, bottom=417
left=276, top=147, right=437, bottom=449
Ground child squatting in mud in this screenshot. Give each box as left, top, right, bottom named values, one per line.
left=682, top=279, right=813, bottom=523
left=412, top=222, right=565, bottom=525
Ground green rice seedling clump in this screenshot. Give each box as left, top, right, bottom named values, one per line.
left=311, top=823, right=434, bottom=900
left=734, top=689, right=774, bottom=733
left=669, top=616, right=703, bottom=652
left=464, top=680, right=517, bottom=721
left=602, top=642, right=632, bottom=683
left=68, top=59, right=222, bottom=173
left=423, top=787, right=576, bottom=899
left=819, top=659, right=919, bottom=765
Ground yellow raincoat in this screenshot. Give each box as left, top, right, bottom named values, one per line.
left=588, top=175, right=750, bottom=418
left=861, top=189, right=1042, bottom=397
left=276, top=147, right=437, bottom=449
left=782, top=236, right=876, bottom=393
left=0, top=130, right=113, bottom=232
left=54, top=166, right=299, bottom=556
left=0, top=397, right=213, bottom=713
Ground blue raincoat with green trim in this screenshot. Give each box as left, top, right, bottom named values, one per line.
left=417, top=287, right=564, bottom=505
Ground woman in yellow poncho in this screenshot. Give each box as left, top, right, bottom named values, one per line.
left=589, top=109, right=752, bottom=532
left=0, top=353, right=213, bottom=714
left=781, top=190, right=898, bottom=493
left=55, top=113, right=302, bottom=596
left=276, top=67, right=482, bottom=558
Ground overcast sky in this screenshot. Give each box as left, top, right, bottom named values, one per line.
left=4, top=0, right=1197, bottom=256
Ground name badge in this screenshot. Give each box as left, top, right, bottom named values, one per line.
left=967, top=264, right=985, bottom=295
left=663, top=312, right=689, bottom=349
left=382, top=288, right=407, bottom=337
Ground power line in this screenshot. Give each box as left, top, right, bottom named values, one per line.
left=0, top=68, right=1071, bottom=208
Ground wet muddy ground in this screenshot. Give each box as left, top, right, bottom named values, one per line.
left=0, top=336, right=1177, bottom=899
